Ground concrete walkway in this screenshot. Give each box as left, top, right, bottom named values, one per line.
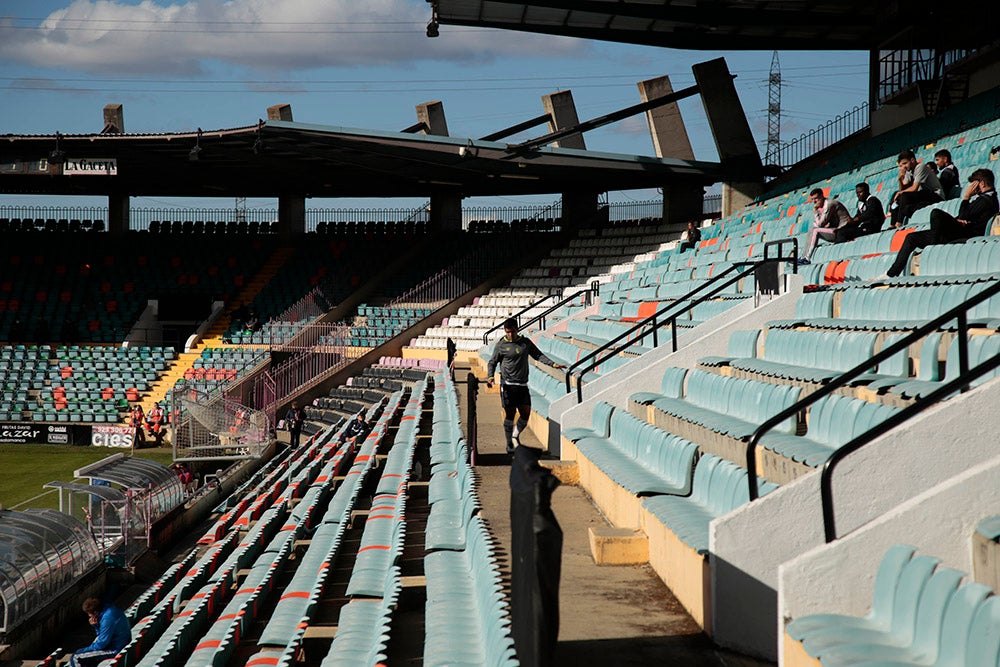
left=456, top=366, right=774, bottom=667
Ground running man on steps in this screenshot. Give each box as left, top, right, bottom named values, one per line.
left=486, top=318, right=564, bottom=455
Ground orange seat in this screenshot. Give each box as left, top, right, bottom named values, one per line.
left=823, top=261, right=840, bottom=285
left=891, top=229, right=916, bottom=252
left=831, top=261, right=849, bottom=284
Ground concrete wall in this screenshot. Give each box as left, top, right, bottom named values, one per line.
left=776, top=450, right=1000, bottom=666
left=710, top=374, right=1000, bottom=660
left=552, top=275, right=803, bottom=433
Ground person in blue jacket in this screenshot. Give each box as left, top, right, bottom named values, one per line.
left=69, top=597, right=131, bottom=667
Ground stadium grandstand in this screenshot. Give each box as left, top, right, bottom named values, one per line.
left=2, top=3, right=1000, bottom=666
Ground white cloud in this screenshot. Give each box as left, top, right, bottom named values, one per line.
left=0, top=0, right=585, bottom=74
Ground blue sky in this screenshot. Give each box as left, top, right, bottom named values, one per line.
left=0, top=0, right=869, bottom=213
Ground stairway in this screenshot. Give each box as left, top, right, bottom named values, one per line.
left=138, top=351, right=201, bottom=414
left=200, top=246, right=297, bottom=347
left=136, top=247, right=297, bottom=415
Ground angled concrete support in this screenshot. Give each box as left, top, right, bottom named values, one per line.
left=542, top=91, right=586, bottom=149
left=416, top=101, right=450, bottom=137
left=692, top=58, right=764, bottom=217
left=639, top=76, right=694, bottom=161
left=267, top=104, right=293, bottom=122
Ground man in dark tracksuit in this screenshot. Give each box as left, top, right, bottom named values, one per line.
left=886, top=168, right=999, bottom=278
left=339, top=412, right=370, bottom=445
left=486, top=318, right=564, bottom=455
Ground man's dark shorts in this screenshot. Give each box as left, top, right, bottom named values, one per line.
left=500, top=384, right=531, bottom=409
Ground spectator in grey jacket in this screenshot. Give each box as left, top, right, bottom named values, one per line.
left=486, top=318, right=564, bottom=455
left=891, top=149, right=944, bottom=227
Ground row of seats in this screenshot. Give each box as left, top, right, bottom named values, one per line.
left=786, top=544, right=1000, bottom=666
left=0, top=218, right=105, bottom=233
left=116, top=393, right=400, bottom=666
left=147, top=219, right=276, bottom=235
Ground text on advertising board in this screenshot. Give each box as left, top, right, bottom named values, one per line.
left=64, top=158, right=118, bottom=176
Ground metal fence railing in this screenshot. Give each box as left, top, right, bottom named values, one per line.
left=0, top=205, right=108, bottom=224
left=131, top=207, right=276, bottom=231
left=877, top=48, right=975, bottom=105
left=776, top=103, right=870, bottom=169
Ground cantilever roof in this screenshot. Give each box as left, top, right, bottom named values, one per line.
left=0, top=119, right=721, bottom=199
left=432, top=0, right=990, bottom=51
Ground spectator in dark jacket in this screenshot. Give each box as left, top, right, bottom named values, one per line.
left=935, top=149, right=960, bottom=198
left=835, top=183, right=887, bottom=242
left=339, top=412, right=370, bottom=445
left=285, top=401, right=306, bottom=448
left=679, top=221, right=702, bottom=252
left=886, top=169, right=999, bottom=278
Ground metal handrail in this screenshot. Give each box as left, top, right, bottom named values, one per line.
left=567, top=238, right=799, bottom=402
left=481, top=282, right=599, bottom=345
left=745, top=275, right=1000, bottom=502
left=820, top=350, right=1000, bottom=542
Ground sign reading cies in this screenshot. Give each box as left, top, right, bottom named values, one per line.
left=63, top=158, right=118, bottom=176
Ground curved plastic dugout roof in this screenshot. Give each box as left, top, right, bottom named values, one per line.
left=0, top=508, right=101, bottom=633
left=0, top=120, right=721, bottom=199
left=75, top=454, right=184, bottom=520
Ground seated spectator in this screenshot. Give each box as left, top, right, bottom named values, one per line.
left=886, top=169, right=999, bottom=278
left=69, top=597, right=130, bottom=667
left=891, top=149, right=944, bottom=228
left=339, top=412, right=371, bottom=445
left=935, top=149, right=960, bottom=198
left=835, top=182, right=886, bottom=242
left=800, top=188, right=852, bottom=263
left=678, top=220, right=701, bottom=252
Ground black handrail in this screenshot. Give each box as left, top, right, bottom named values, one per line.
left=820, top=350, right=1000, bottom=542
left=481, top=282, right=599, bottom=346
left=745, top=275, right=1000, bottom=501
left=567, top=238, right=799, bottom=402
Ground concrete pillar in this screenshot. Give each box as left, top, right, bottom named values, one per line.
left=722, top=182, right=763, bottom=218
left=691, top=58, right=764, bottom=214
left=660, top=184, right=705, bottom=228
left=562, top=191, right=602, bottom=228
left=542, top=91, right=586, bottom=149
left=107, top=193, right=129, bottom=234
left=267, top=104, right=293, bottom=122
left=278, top=195, right=306, bottom=238
left=102, top=104, right=124, bottom=134
left=416, top=101, right=450, bottom=137
left=417, top=102, right=461, bottom=231
left=430, top=192, right=463, bottom=232
left=638, top=76, right=694, bottom=160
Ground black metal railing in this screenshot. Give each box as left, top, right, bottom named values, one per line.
left=467, top=372, right=479, bottom=465
left=566, top=238, right=799, bottom=402
left=776, top=103, right=870, bottom=169
left=820, top=351, right=1000, bottom=542
left=877, top=48, right=975, bottom=106
left=744, top=276, right=1000, bottom=521
left=481, top=282, right=600, bottom=346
